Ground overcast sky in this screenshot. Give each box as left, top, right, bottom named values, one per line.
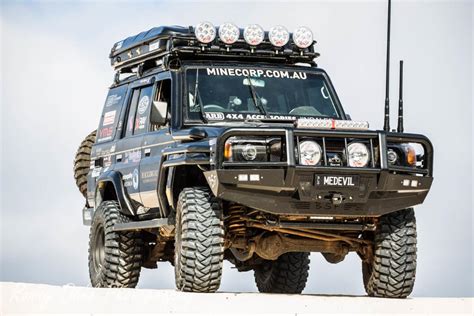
left=1, top=0, right=472, bottom=297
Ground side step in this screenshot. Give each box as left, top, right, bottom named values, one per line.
left=112, top=218, right=170, bottom=232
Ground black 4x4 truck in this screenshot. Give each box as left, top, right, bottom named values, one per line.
left=74, top=20, right=433, bottom=298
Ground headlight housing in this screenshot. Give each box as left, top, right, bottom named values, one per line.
left=299, top=140, right=322, bottom=166
left=346, top=142, right=370, bottom=167
left=224, top=137, right=284, bottom=162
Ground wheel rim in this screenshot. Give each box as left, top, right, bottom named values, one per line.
left=93, top=226, right=106, bottom=272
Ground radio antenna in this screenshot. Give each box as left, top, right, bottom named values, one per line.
left=383, top=0, right=392, bottom=131
left=397, top=60, right=404, bottom=133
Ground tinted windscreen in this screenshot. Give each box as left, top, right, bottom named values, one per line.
left=186, top=67, right=340, bottom=121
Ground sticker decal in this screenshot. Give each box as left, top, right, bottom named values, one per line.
left=105, top=94, right=122, bottom=107
left=205, top=112, right=225, bottom=120
left=103, top=110, right=116, bottom=126
left=206, top=67, right=307, bottom=80
left=138, top=95, right=150, bottom=115
left=132, top=169, right=139, bottom=190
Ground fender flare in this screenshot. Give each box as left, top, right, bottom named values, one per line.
left=95, top=170, right=135, bottom=216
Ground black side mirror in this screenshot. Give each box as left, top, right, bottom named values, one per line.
left=346, top=114, right=352, bottom=120
left=151, top=101, right=168, bottom=125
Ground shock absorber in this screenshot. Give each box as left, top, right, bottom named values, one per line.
left=227, top=204, right=247, bottom=236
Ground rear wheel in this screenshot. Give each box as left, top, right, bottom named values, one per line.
left=88, top=201, right=143, bottom=288
left=254, top=252, right=310, bottom=294
left=74, top=130, right=97, bottom=198
left=362, top=208, right=417, bottom=298
left=174, top=187, right=225, bottom=292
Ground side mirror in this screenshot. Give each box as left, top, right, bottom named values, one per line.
left=151, top=101, right=168, bottom=125
left=346, top=114, right=352, bottom=120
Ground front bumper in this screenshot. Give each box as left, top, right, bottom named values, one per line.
left=204, top=128, right=434, bottom=217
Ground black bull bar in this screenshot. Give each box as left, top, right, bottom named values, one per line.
left=204, top=128, right=433, bottom=217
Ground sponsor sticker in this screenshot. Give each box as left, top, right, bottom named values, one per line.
left=206, top=67, right=307, bottom=80
left=124, top=150, right=141, bottom=163
left=132, top=169, right=139, bottom=190
left=149, top=40, right=160, bottom=51
left=138, top=95, right=150, bottom=115
left=103, top=110, right=116, bottom=126
left=98, top=127, right=114, bottom=142
left=105, top=94, right=122, bottom=107
left=141, top=170, right=158, bottom=184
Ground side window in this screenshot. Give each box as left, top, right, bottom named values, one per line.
left=150, top=79, right=171, bottom=131
left=97, top=85, right=128, bottom=143
left=124, top=85, right=153, bottom=137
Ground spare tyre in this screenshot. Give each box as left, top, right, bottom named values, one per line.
left=74, top=130, right=97, bottom=198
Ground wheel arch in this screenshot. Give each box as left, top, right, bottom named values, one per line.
left=95, top=170, right=134, bottom=216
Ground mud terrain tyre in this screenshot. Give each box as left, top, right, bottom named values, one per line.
left=363, top=208, right=417, bottom=298
left=89, top=201, right=143, bottom=288
left=74, top=130, right=97, bottom=198
left=174, top=187, right=225, bottom=292
left=254, top=252, right=310, bottom=294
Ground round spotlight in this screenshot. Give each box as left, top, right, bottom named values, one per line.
left=346, top=142, right=370, bottom=168
left=269, top=25, right=290, bottom=47
left=292, top=26, right=314, bottom=49
left=195, top=21, right=216, bottom=44
left=299, top=140, right=322, bottom=166
left=218, top=22, right=240, bottom=45
left=243, top=24, right=265, bottom=46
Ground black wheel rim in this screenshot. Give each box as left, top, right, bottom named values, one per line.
left=93, top=226, right=106, bottom=272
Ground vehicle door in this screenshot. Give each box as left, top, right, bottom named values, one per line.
left=139, top=74, right=174, bottom=212
left=113, top=78, right=155, bottom=210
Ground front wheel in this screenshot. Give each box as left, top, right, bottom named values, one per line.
left=88, top=201, right=143, bottom=288
left=174, top=187, right=225, bottom=292
left=362, top=208, right=417, bottom=298
left=254, top=252, right=310, bottom=294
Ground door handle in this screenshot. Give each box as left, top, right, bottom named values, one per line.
left=144, top=148, right=151, bottom=157
left=116, top=154, right=123, bottom=162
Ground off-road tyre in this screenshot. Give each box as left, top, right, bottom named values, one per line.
left=254, top=252, right=310, bottom=294
left=362, top=208, right=417, bottom=298
left=174, top=187, right=224, bottom=292
left=74, top=130, right=97, bottom=198
left=88, top=201, right=143, bottom=288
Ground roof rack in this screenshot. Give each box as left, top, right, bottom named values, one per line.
left=110, top=25, right=320, bottom=74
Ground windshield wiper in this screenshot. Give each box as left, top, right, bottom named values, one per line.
left=246, top=76, right=267, bottom=116
left=193, top=70, right=208, bottom=123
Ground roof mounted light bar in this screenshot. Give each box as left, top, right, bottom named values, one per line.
left=297, top=118, right=370, bottom=131
left=109, top=23, right=319, bottom=74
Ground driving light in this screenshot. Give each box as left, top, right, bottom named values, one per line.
left=241, top=144, right=258, bottom=161
left=299, top=140, right=322, bottom=166
left=218, top=22, right=240, bottom=44
left=292, top=26, right=313, bottom=49
left=269, top=25, right=290, bottom=47
left=195, top=21, right=216, bottom=44
left=243, top=24, right=265, bottom=46
left=347, top=142, right=370, bottom=167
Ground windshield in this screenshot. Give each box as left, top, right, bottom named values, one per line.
left=185, top=66, right=341, bottom=122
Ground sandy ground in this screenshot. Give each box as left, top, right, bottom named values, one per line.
left=1, top=282, right=472, bottom=315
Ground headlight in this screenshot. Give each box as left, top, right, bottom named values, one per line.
left=269, top=25, right=290, bottom=47
left=387, top=148, right=398, bottom=164
left=195, top=21, right=216, bottom=44
left=224, top=137, right=270, bottom=162
left=299, top=140, right=322, bottom=166
left=347, top=142, right=370, bottom=167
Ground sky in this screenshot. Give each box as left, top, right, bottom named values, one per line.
left=0, top=0, right=473, bottom=297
